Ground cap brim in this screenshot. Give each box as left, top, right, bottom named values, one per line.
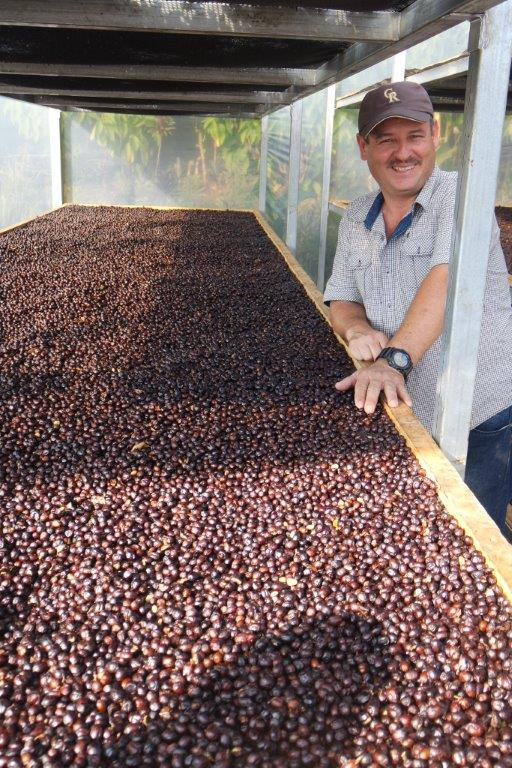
left=361, top=109, right=433, bottom=139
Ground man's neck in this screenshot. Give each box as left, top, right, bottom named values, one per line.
left=381, top=194, right=415, bottom=239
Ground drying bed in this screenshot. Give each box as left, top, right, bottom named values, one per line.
left=0, top=207, right=511, bottom=768
left=496, top=208, right=512, bottom=273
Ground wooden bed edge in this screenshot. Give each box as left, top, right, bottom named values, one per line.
left=0, top=205, right=65, bottom=235
left=252, top=209, right=512, bottom=605
left=60, top=203, right=255, bottom=213
left=0, top=205, right=255, bottom=237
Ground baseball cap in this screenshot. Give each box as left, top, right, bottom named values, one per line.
left=358, top=81, right=434, bottom=139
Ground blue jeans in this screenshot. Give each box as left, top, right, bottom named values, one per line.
left=465, top=405, right=512, bottom=543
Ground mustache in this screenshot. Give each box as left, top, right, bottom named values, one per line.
left=387, top=159, right=420, bottom=167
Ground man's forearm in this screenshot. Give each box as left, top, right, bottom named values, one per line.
left=329, top=300, right=372, bottom=340
left=389, top=264, right=448, bottom=364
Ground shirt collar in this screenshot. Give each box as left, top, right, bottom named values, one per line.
left=363, top=165, right=441, bottom=233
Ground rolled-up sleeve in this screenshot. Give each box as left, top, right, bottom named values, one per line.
left=323, top=213, right=362, bottom=306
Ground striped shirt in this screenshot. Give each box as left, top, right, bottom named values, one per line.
left=324, top=166, right=512, bottom=433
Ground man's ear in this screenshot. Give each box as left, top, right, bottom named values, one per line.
left=432, top=119, right=441, bottom=149
left=356, top=133, right=368, bottom=160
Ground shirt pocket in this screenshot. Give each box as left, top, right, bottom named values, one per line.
left=347, top=250, right=373, bottom=298
left=399, top=240, right=432, bottom=285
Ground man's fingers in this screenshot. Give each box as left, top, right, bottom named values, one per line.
left=376, top=332, right=389, bottom=350
left=335, top=373, right=357, bottom=391
left=348, top=340, right=373, bottom=361
left=368, top=339, right=384, bottom=361
left=363, top=380, right=382, bottom=414
left=353, top=375, right=370, bottom=410
left=396, top=380, right=413, bottom=407
left=383, top=381, right=399, bottom=408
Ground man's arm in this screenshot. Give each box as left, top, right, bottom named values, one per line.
left=330, top=300, right=389, bottom=361
left=336, top=264, right=448, bottom=414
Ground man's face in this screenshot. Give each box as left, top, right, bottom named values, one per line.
left=356, top=117, right=439, bottom=201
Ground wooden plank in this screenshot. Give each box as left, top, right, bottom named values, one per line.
left=253, top=209, right=512, bottom=605
left=59, top=203, right=255, bottom=213
left=328, top=198, right=351, bottom=216
left=0, top=205, right=63, bottom=235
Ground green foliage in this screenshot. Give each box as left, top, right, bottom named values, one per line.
left=0, top=98, right=46, bottom=142
left=71, top=112, right=175, bottom=173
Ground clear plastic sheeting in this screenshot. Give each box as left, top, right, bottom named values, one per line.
left=265, top=106, right=291, bottom=242
left=497, top=115, right=512, bottom=207
left=0, top=97, right=53, bottom=231
left=330, top=108, right=377, bottom=202
left=61, top=112, right=260, bottom=209
left=296, top=89, right=328, bottom=281
left=336, top=57, right=395, bottom=101
left=406, top=22, right=469, bottom=72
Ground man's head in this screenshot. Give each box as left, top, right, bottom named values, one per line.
left=356, top=82, right=439, bottom=202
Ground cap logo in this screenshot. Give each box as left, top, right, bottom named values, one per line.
left=384, top=87, right=400, bottom=104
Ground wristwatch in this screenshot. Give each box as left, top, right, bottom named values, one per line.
left=377, top=347, right=413, bottom=379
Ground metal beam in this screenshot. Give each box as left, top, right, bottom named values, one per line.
left=317, top=85, right=336, bottom=291
left=49, top=108, right=63, bottom=208
left=335, top=56, right=471, bottom=109
left=406, top=56, right=469, bottom=85
left=259, top=114, right=269, bottom=214
left=0, top=61, right=318, bottom=88
left=0, top=82, right=288, bottom=106
left=433, top=1, right=512, bottom=465
left=391, top=51, right=407, bottom=81
left=285, top=100, right=303, bottom=254
left=310, top=0, right=504, bottom=97
left=23, top=95, right=263, bottom=116
left=0, top=1, right=399, bottom=42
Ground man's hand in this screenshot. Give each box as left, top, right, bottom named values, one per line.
left=335, top=359, right=412, bottom=414
left=345, top=328, right=389, bottom=361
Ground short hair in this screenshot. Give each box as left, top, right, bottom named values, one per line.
left=363, top=116, right=435, bottom=144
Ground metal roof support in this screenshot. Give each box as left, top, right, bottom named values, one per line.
left=391, top=50, right=407, bottom=81
left=317, top=84, right=336, bottom=291
left=0, top=2, right=399, bottom=43
left=0, top=62, right=318, bottom=88
left=432, top=0, right=512, bottom=468
left=49, top=107, right=62, bottom=208
left=285, top=99, right=303, bottom=254
left=259, top=115, right=269, bottom=214
left=0, top=83, right=289, bottom=106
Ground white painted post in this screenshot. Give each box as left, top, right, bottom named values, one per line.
left=49, top=108, right=63, bottom=207
left=286, top=99, right=303, bottom=254
left=317, top=84, right=336, bottom=290
left=258, top=114, right=269, bottom=213
left=433, top=0, right=512, bottom=467
left=391, top=50, right=407, bottom=81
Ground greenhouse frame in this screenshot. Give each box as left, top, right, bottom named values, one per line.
left=0, top=0, right=511, bottom=470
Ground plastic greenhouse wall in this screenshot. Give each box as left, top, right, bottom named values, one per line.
left=265, top=106, right=291, bottom=242
left=61, top=112, right=261, bottom=210
left=0, top=97, right=53, bottom=231
left=296, top=89, right=328, bottom=281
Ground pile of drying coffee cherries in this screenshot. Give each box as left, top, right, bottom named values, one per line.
left=0, top=207, right=510, bottom=768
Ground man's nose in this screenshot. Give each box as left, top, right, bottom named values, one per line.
left=393, top=141, right=413, bottom=160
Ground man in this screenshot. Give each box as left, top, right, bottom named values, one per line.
left=324, top=81, right=512, bottom=542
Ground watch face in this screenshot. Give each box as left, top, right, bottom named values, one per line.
left=392, top=350, right=410, bottom=368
